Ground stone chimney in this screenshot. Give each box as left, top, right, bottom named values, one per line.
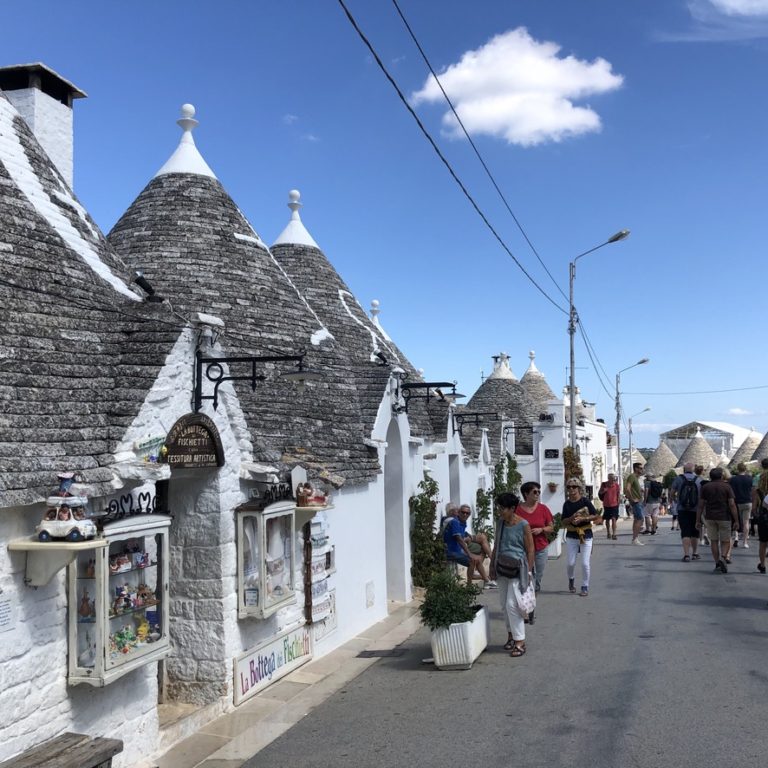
left=0, top=63, right=86, bottom=189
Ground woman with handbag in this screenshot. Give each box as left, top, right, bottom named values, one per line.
left=489, top=492, right=535, bottom=657
left=516, top=481, right=555, bottom=600
left=563, top=478, right=601, bottom=597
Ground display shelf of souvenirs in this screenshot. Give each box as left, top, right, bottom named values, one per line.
left=67, top=514, right=171, bottom=687
left=295, top=482, right=333, bottom=510
left=236, top=499, right=296, bottom=619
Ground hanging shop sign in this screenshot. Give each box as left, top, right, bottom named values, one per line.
left=233, top=625, right=312, bottom=705
left=163, top=414, right=224, bottom=469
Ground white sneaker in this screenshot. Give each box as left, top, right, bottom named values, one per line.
left=484, top=580, right=498, bottom=589
left=743, top=541, right=750, bottom=549
left=632, top=538, right=645, bottom=546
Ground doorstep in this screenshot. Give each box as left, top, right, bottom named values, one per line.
left=152, top=601, right=422, bottom=768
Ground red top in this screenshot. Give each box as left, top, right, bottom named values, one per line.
left=599, top=481, right=620, bottom=508
left=515, top=502, right=554, bottom=552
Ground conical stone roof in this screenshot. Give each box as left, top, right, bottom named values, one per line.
left=270, top=191, right=434, bottom=440
left=675, top=430, right=719, bottom=469
left=520, top=351, right=556, bottom=412
left=0, top=89, right=176, bottom=506
left=750, top=431, right=768, bottom=463
left=108, top=107, right=378, bottom=486
left=643, top=441, right=678, bottom=478
left=461, top=354, right=538, bottom=460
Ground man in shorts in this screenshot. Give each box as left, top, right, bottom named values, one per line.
left=624, top=462, right=646, bottom=546
left=696, top=467, right=738, bottom=573
left=598, top=473, right=620, bottom=540
left=671, top=462, right=702, bottom=561
left=443, top=504, right=496, bottom=588
left=644, top=474, right=663, bottom=535
left=729, top=462, right=753, bottom=548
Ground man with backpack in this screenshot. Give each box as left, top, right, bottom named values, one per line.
left=670, top=462, right=702, bottom=561
left=644, top=475, right=664, bottom=535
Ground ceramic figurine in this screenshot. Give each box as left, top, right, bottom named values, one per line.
left=78, top=590, right=93, bottom=619
left=135, top=616, right=150, bottom=643
left=296, top=482, right=312, bottom=507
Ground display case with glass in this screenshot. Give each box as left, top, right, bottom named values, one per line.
left=67, top=514, right=171, bottom=686
left=236, top=499, right=296, bottom=619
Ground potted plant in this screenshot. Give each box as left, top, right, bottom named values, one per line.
left=420, top=569, right=488, bottom=670
left=546, top=513, right=563, bottom=559
left=547, top=481, right=558, bottom=493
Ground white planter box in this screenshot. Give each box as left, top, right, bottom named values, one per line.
left=430, top=606, right=489, bottom=670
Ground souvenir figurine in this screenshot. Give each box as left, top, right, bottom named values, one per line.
left=79, top=590, right=94, bottom=619
left=296, top=482, right=312, bottom=507
left=135, top=616, right=150, bottom=643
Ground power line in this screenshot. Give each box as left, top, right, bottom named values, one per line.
left=576, top=323, right=613, bottom=400
left=336, top=0, right=568, bottom=316
left=626, top=385, right=768, bottom=395
left=390, top=0, right=569, bottom=304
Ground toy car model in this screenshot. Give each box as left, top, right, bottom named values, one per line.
left=37, top=506, right=97, bottom=542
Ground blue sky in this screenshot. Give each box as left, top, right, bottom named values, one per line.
left=2, top=0, right=768, bottom=448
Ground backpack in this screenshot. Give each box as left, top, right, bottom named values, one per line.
left=649, top=481, right=663, bottom=500
left=677, top=477, right=698, bottom=510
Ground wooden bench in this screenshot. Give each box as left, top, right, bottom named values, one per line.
left=0, top=732, right=123, bottom=768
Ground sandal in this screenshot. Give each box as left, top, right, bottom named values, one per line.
left=510, top=643, right=526, bottom=658
left=682, top=555, right=690, bottom=562
left=503, top=638, right=515, bottom=650
left=692, top=553, right=701, bottom=560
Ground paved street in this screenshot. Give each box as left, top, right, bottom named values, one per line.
left=248, top=519, right=767, bottom=768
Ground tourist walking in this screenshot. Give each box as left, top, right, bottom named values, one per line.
left=489, top=493, right=535, bottom=657
left=644, top=474, right=663, bottom=535
left=598, top=473, right=621, bottom=540
left=729, top=463, right=753, bottom=548
left=624, top=462, right=646, bottom=545
left=563, top=478, right=600, bottom=596
left=753, top=458, right=768, bottom=574
left=696, top=467, right=738, bottom=573
left=516, top=481, right=554, bottom=600
left=671, top=462, right=702, bottom=561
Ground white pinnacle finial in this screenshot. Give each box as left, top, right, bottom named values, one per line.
left=529, top=350, right=535, bottom=362
left=370, top=299, right=380, bottom=318
left=288, top=189, right=302, bottom=220
left=154, top=103, right=216, bottom=178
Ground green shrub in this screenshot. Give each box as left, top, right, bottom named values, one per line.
left=409, top=474, right=445, bottom=588
left=419, top=569, right=481, bottom=631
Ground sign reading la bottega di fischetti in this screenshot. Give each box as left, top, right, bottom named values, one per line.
left=163, top=413, right=225, bottom=468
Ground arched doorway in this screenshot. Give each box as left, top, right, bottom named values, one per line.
left=384, top=419, right=409, bottom=602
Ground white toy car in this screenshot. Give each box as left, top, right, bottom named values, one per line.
left=37, top=505, right=97, bottom=542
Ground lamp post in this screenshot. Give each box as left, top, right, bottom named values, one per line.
left=614, top=358, right=649, bottom=477
left=627, top=407, right=651, bottom=473
left=568, top=230, right=630, bottom=453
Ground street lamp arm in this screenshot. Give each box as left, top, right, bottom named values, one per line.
left=573, top=230, right=630, bottom=265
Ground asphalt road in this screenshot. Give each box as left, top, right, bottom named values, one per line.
left=247, top=520, right=767, bottom=768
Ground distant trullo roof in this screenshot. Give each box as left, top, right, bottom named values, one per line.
left=728, top=431, right=761, bottom=468
left=643, top=441, right=678, bottom=478
left=269, top=191, right=437, bottom=440
left=460, top=353, right=539, bottom=460
left=675, top=429, right=719, bottom=469
left=750, top=430, right=768, bottom=463
left=520, top=350, right=555, bottom=412
left=107, top=106, right=378, bottom=486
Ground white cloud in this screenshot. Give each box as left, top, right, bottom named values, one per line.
left=282, top=114, right=298, bottom=125
left=727, top=407, right=753, bottom=415
left=411, top=27, right=623, bottom=147
left=708, top=0, right=768, bottom=15
left=301, top=133, right=320, bottom=143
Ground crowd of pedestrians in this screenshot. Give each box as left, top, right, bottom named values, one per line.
left=441, top=456, right=768, bottom=659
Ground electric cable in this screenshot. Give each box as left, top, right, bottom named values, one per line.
left=336, top=0, right=568, bottom=315
left=390, top=0, right=569, bottom=304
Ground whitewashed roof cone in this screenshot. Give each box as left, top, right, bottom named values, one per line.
left=273, top=189, right=320, bottom=248
left=155, top=104, right=217, bottom=179
left=675, top=429, right=719, bottom=469
left=520, top=350, right=555, bottom=410
left=488, top=353, right=517, bottom=381
left=643, top=440, right=678, bottom=478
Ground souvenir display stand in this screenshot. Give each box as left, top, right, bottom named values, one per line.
left=303, top=516, right=333, bottom=624
left=236, top=500, right=296, bottom=619
left=67, top=514, right=171, bottom=686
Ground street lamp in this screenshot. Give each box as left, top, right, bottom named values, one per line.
left=627, top=407, right=651, bottom=473
left=568, top=229, right=630, bottom=452
left=614, top=358, right=649, bottom=477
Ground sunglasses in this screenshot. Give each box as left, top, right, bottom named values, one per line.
left=529, top=489, right=541, bottom=495
left=566, top=485, right=580, bottom=489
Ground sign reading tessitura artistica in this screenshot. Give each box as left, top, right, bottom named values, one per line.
left=233, top=626, right=312, bottom=705
left=163, top=413, right=225, bottom=468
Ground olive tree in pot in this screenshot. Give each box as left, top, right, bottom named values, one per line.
left=420, top=569, right=488, bottom=670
